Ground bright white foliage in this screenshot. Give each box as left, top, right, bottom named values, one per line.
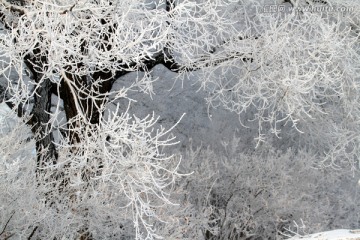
left=0, top=0, right=360, bottom=239
left=158, top=138, right=359, bottom=239
left=0, top=0, right=233, bottom=238
left=0, top=102, right=185, bottom=239
left=199, top=0, right=360, bottom=169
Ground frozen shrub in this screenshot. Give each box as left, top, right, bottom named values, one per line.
left=163, top=138, right=360, bottom=239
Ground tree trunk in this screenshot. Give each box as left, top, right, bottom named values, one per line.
left=24, top=53, right=58, bottom=169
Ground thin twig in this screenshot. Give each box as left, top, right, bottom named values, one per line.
left=0, top=211, right=15, bottom=237
left=0, top=0, right=26, bottom=15
left=60, top=3, right=76, bottom=15
left=27, top=226, right=38, bottom=240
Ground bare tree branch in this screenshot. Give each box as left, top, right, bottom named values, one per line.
left=0, top=0, right=26, bottom=16
left=0, top=211, right=15, bottom=237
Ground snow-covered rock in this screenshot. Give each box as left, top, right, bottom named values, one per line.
left=0, top=102, right=17, bottom=135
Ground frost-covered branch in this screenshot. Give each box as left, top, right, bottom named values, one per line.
left=1, top=0, right=360, bottom=238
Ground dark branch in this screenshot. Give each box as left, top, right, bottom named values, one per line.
left=165, top=0, right=175, bottom=12
left=0, top=0, right=26, bottom=16
left=24, top=51, right=59, bottom=165
left=27, top=226, right=38, bottom=240
left=0, top=211, right=15, bottom=237
left=60, top=3, right=76, bottom=15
